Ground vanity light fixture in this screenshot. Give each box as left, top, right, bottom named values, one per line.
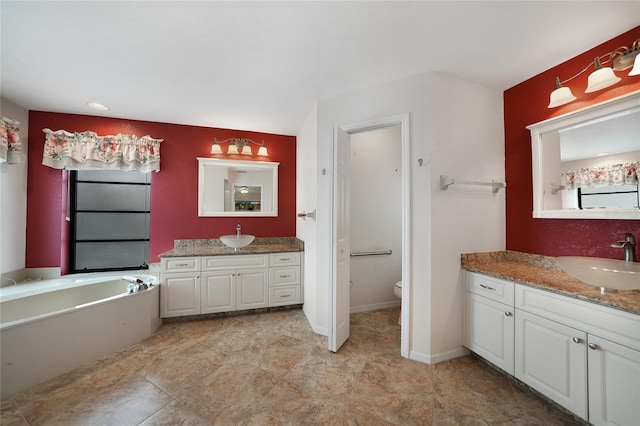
left=210, top=137, right=268, bottom=157
left=548, top=38, right=640, bottom=108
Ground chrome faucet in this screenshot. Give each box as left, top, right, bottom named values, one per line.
left=611, top=233, right=636, bottom=262
left=236, top=223, right=241, bottom=238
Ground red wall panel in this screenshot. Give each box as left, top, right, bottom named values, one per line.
left=27, top=112, right=296, bottom=270
left=504, top=26, right=640, bottom=259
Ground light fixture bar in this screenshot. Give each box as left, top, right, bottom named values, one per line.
left=547, top=38, right=639, bottom=108
left=209, top=137, right=269, bottom=157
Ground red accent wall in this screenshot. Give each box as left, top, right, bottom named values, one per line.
left=27, top=112, right=296, bottom=272
left=505, top=26, right=640, bottom=259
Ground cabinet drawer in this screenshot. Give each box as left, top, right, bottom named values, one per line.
left=269, top=252, right=300, bottom=267
left=465, top=272, right=514, bottom=306
left=269, top=266, right=300, bottom=287
left=269, top=285, right=301, bottom=306
left=161, top=257, right=200, bottom=273
left=515, top=284, right=640, bottom=352
left=202, top=255, right=268, bottom=270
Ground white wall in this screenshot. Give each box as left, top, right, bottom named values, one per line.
left=314, top=73, right=433, bottom=355
left=298, top=71, right=505, bottom=362
left=428, top=72, right=506, bottom=360
left=0, top=98, right=28, bottom=280
left=350, top=126, right=402, bottom=311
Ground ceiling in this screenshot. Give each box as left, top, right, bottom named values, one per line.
left=2, top=1, right=639, bottom=136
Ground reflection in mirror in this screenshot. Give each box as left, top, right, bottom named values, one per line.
left=528, top=92, right=640, bottom=219
left=198, top=158, right=278, bottom=217
left=230, top=184, right=262, bottom=211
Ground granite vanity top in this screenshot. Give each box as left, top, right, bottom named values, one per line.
left=159, top=237, right=303, bottom=258
left=461, top=251, right=640, bottom=315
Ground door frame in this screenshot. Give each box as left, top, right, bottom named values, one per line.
left=330, top=113, right=411, bottom=357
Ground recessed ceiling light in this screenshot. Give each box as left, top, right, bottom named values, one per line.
left=595, top=152, right=609, bottom=157
left=87, top=102, right=109, bottom=111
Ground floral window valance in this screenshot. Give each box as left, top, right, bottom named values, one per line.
left=42, top=129, right=163, bottom=172
left=564, top=162, right=639, bottom=190
left=1, top=117, right=21, bottom=164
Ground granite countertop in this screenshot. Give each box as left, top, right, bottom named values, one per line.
left=461, top=251, right=640, bottom=315
left=159, top=237, right=303, bottom=258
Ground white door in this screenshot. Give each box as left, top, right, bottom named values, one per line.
left=160, top=272, right=200, bottom=318
left=464, top=292, right=515, bottom=375
left=587, top=334, right=640, bottom=426
left=236, top=268, right=268, bottom=310
left=515, top=309, right=588, bottom=419
left=330, top=127, right=350, bottom=352
left=201, top=270, right=236, bottom=314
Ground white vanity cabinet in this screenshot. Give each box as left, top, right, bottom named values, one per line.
left=464, top=270, right=640, bottom=425
left=202, top=255, right=269, bottom=312
left=160, top=257, right=202, bottom=318
left=161, top=252, right=303, bottom=318
left=268, top=252, right=303, bottom=307
left=463, top=272, right=515, bottom=374
left=514, top=284, right=640, bottom=424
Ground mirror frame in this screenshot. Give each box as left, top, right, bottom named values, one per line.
left=197, top=157, right=279, bottom=217
left=527, top=90, right=640, bottom=220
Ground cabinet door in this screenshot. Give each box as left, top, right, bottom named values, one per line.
left=588, top=335, right=640, bottom=426
left=464, top=292, right=514, bottom=374
left=515, top=309, right=587, bottom=419
left=201, top=270, right=236, bottom=314
left=236, top=268, right=268, bottom=310
left=160, top=272, right=200, bottom=318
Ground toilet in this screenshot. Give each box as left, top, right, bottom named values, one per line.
left=394, top=280, right=402, bottom=325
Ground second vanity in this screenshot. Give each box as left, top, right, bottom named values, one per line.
left=461, top=251, right=639, bottom=426
left=159, top=238, right=303, bottom=318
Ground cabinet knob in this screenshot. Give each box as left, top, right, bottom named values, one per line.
left=480, top=284, right=496, bottom=291
left=588, top=343, right=599, bottom=350
left=572, top=337, right=583, bottom=344
left=504, top=312, right=513, bottom=317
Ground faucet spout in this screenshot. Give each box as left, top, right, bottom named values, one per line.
left=611, top=233, right=636, bottom=262
left=236, top=223, right=241, bottom=238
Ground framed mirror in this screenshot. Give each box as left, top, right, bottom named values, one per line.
left=197, top=158, right=279, bottom=217
left=527, top=91, right=640, bottom=219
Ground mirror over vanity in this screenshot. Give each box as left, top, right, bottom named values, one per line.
left=197, top=158, right=279, bottom=217
left=527, top=91, right=640, bottom=219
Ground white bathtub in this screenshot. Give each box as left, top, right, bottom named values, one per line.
left=0, top=274, right=161, bottom=398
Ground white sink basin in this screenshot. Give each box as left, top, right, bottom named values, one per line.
left=555, top=256, right=640, bottom=291
left=219, top=234, right=255, bottom=250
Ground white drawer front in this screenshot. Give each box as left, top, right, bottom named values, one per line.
left=465, top=271, right=515, bottom=306
left=269, top=267, right=301, bottom=287
left=515, top=284, right=640, bottom=352
left=202, top=255, right=268, bottom=270
left=269, top=252, right=300, bottom=267
left=161, top=257, right=201, bottom=273
left=269, top=285, right=301, bottom=306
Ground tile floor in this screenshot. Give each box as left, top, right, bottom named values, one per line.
left=1, top=307, right=583, bottom=425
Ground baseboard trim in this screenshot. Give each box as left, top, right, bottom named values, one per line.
left=409, top=346, right=470, bottom=364
left=350, top=300, right=401, bottom=313
left=312, top=325, right=329, bottom=336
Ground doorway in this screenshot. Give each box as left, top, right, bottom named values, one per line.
left=330, top=114, right=411, bottom=357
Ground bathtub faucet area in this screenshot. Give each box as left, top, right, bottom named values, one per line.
left=122, top=275, right=156, bottom=293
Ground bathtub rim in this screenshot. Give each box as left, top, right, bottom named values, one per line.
left=0, top=271, right=156, bottom=303
left=0, top=283, right=158, bottom=332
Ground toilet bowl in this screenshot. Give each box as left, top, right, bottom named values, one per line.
left=394, top=281, right=402, bottom=325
